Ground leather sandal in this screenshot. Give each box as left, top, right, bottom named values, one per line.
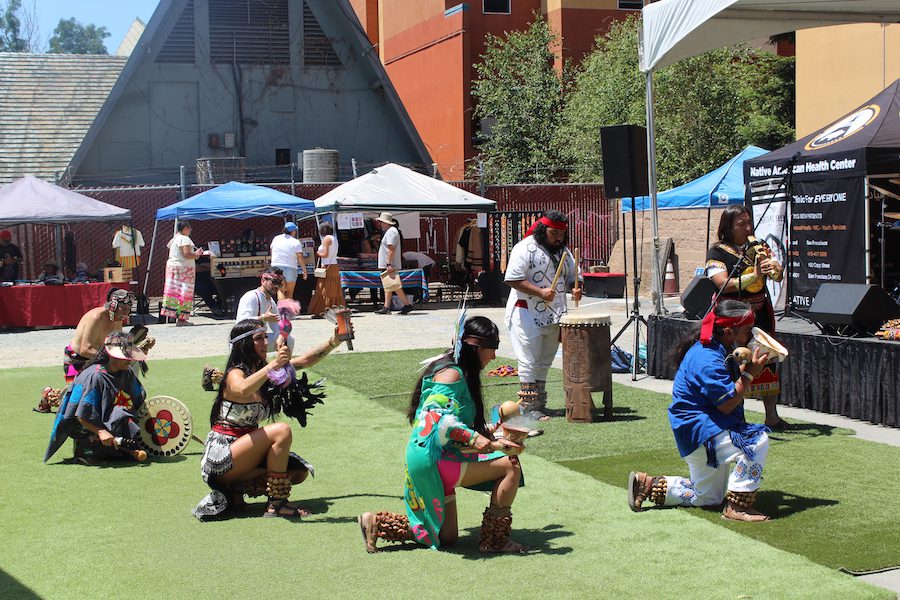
left=358, top=512, right=378, bottom=553
left=263, top=499, right=310, bottom=518
left=627, top=471, right=653, bottom=512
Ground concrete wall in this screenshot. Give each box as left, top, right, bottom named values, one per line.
left=75, top=0, right=426, bottom=184
left=607, top=206, right=724, bottom=297
left=796, top=24, right=900, bottom=137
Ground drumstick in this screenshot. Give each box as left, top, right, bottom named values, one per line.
left=111, top=437, right=148, bottom=461
left=573, top=247, right=580, bottom=308
left=549, top=251, right=568, bottom=297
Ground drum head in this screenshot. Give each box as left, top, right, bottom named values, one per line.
left=137, top=395, right=193, bottom=457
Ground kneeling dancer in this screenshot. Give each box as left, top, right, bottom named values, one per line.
left=193, top=318, right=344, bottom=520
left=628, top=300, right=773, bottom=522
left=359, top=316, right=527, bottom=553
left=44, top=331, right=148, bottom=465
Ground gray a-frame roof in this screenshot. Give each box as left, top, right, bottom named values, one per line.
left=0, top=53, right=127, bottom=185
left=67, top=0, right=432, bottom=185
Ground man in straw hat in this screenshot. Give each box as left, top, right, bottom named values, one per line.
left=44, top=331, right=148, bottom=466
left=63, top=288, right=136, bottom=385
left=504, top=210, right=580, bottom=420
left=374, top=212, right=413, bottom=315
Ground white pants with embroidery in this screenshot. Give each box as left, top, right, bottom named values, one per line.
left=663, top=429, right=769, bottom=507
left=508, top=310, right=560, bottom=383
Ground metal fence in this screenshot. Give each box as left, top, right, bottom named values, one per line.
left=12, top=181, right=616, bottom=298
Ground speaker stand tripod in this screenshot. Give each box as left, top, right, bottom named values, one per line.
left=610, top=196, right=646, bottom=381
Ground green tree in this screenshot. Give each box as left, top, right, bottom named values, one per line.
left=0, top=0, right=28, bottom=52
left=49, top=17, right=109, bottom=54
left=471, top=16, right=564, bottom=183
left=556, top=15, right=794, bottom=189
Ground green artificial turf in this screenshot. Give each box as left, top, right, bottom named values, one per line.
left=314, top=348, right=900, bottom=573
left=0, top=354, right=893, bottom=600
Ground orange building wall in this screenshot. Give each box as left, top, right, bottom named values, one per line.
left=352, top=1, right=635, bottom=179
left=348, top=0, right=380, bottom=46
left=382, top=10, right=469, bottom=179
left=796, top=24, right=900, bottom=137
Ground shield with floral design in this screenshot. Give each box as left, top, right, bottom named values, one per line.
left=136, top=396, right=193, bottom=457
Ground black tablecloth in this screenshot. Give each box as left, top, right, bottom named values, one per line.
left=648, top=314, right=900, bottom=428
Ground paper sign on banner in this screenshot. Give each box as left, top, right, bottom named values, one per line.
left=477, top=213, right=487, bottom=227
left=337, top=212, right=364, bottom=230
left=395, top=212, right=421, bottom=239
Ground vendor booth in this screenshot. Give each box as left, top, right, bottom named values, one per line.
left=149, top=181, right=315, bottom=315
left=0, top=176, right=132, bottom=327
left=313, top=163, right=496, bottom=304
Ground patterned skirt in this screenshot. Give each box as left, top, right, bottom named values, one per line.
left=193, top=429, right=315, bottom=521
left=161, top=264, right=195, bottom=320
left=307, top=264, right=345, bottom=316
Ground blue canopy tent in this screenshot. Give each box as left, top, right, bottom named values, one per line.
left=622, top=146, right=767, bottom=212
left=155, top=181, right=315, bottom=221
left=144, top=181, right=315, bottom=295
left=621, top=145, right=767, bottom=254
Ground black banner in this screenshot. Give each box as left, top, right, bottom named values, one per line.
left=788, top=177, right=867, bottom=309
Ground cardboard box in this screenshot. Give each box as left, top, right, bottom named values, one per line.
left=103, top=267, right=126, bottom=283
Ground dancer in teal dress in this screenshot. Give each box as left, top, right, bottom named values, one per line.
left=358, top=316, right=527, bottom=553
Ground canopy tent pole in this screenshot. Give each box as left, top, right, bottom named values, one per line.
left=865, top=179, right=872, bottom=282
left=143, top=219, right=159, bottom=298
left=645, top=71, right=664, bottom=314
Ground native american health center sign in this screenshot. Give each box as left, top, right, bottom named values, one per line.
left=746, top=149, right=867, bottom=310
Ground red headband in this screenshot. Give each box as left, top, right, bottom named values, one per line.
left=526, top=216, right=568, bottom=238
left=700, top=308, right=755, bottom=345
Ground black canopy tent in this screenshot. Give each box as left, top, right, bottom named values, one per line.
left=744, top=79, right=900, bottom=309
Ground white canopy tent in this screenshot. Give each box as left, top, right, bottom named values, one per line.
left=0, top=175, right=130, bottom=225
left=313, top=163, right=496, bottom=214
left=638, top=0, right=900, bottom=312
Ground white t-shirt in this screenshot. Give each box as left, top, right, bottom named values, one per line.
left=378, top=226, right=402, bottom=270
left=167, top=233, right=195, bottom=267
left=236, top=289, right=278, bottom=338
left=402, top=251, right=435, bottom=269
left=318, top=235, right=338, bottom=266
left=270, top=234, right=302, bottom=268
left=504, top=236, right=577, bottom=328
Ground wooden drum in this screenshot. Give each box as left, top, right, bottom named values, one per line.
left=560, top=312, right=613, bottom=423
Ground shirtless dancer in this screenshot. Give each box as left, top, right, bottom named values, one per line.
left=64, top=288, right=135, bottom=385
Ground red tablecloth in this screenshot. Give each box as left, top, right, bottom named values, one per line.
left=0, top=282, right=132, bottom=327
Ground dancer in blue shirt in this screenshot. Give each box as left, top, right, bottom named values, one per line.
left=628, top=299, right=773, bottom=522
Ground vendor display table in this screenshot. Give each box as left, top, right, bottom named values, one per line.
left=340, top=269, right=429, bottom=302
left=647, top=314, right=900, bottom=428
left=0, top=282, right=132, bottom=328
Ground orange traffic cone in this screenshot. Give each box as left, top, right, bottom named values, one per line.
left=663, top=259, right=679, bottom=295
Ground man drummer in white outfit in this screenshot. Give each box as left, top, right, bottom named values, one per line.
left=505, top=210, right=581, bottom=420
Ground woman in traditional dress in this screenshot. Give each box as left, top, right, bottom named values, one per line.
left=358, top=316, right=527, bottom=554
left=161, top=220, right=203, bottom=326
left=307, top=221, right=345, bottom=316
left=706, top=205, right=789, bottom=430
left=193, top=318, right=345, bottom=520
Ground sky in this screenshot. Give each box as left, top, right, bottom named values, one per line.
left=30, top=0, right=160, bottom=54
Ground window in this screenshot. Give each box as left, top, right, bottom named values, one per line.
left=618, top=1, right=644, bottom=9
left=275, top=149, right=291, bottom=166
left=303, top=1, right=342, bottom=68
left=484, top=0, right=510, bottom=15
left=209, top=0, right=290, bottom=65
left=156, top=0, right=195, bottom=64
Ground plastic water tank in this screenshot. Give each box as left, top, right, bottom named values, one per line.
left=302, top=148, right=339, bottom=182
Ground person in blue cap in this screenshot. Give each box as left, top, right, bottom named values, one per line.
left=270, top=221, right=308, bottom=302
